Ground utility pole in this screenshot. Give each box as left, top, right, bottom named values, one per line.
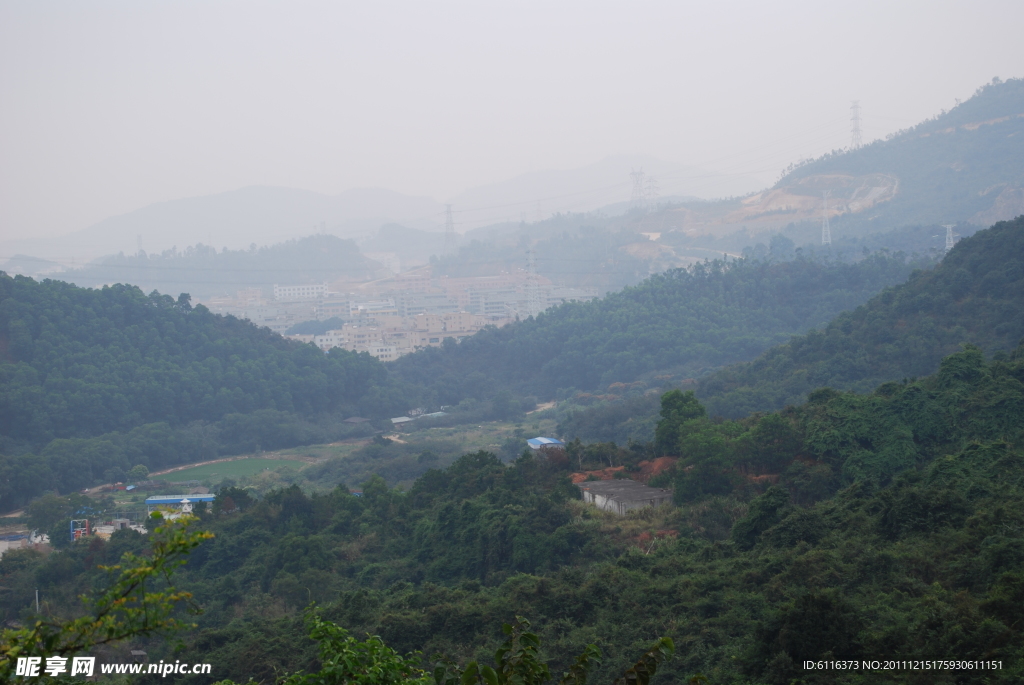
left=821, top=191, right=832, bottom=246
left=443, top=204, right=457, bottom=256
left=629, top=168, right=646, bottom=212
left=850, top=101, right=862, bottom=150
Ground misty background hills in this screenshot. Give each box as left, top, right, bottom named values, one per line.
left=652, top=77, right=1024, bottom=248
left=0, top=185, right=446, bottom=267
left=0, top=154, right=745, bottom=271
left=4, top=78, right=1024, bottom=305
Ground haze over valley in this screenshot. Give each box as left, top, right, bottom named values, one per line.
left=2, top=3, right=1024, bottom=684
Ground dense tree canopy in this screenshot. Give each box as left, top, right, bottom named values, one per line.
left=698, top=215, right=1024, bottom=417
left=390, top=251, right=922, bottom=405
left=0, top=274, right=384, bottom=507
left=0, top=276, right=382, bottom=447
left=5, top=343, right=1022, bottom=683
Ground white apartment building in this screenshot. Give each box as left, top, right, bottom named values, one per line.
left=274, top=283, right=329, bottom=301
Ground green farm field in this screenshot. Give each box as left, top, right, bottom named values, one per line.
left=159, top=458, right=308, bottom=482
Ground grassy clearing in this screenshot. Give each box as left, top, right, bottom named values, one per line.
left=160, top=458, right=308, bottom=482
left=144, top=415, right=563, bottom=495
left=273, top=440, right=368, bottom=461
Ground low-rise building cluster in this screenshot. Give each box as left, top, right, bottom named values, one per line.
left=202, top=266, right=598, bottom=360
left=290, top=311, right=492, bottom=360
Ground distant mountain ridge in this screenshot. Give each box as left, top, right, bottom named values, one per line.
left=657, top=78, right=1024, bottom=243
left=2, top=185, right=446, bottom=266
left=3, top=155, right=765, bottom=273
left=777, top=78, right=1024, bottom=231
left=57, top=234, right=376, bottom=299
left=447, top=153, right=764, bottom=230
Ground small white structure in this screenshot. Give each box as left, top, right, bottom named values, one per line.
left=92, top=519, right=148, bottom=539
left=576, top=480, right=673, bottom=516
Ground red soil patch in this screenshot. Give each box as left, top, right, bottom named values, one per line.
left=636, top=457, right=678, bottom=482
left=570, top=457, right=679, bottom=484
left=746, top=473, right=780, bottom=485
left=570, top=466, right=626, bottom=484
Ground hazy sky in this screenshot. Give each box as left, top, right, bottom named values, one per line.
left=2, top=0, right=1023, bottom=241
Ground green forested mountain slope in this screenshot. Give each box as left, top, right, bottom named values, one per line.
left=0, top=275, right=384, bottom=507
left=7, top=343, right=1023, bottom=684
left=698, top=216, right=1024, bottom=417
left=781, top=77, right=1024, bottom=232
left=0, top=250, right=914, bottom=508
left=0, top=276, right=382, bottom=444
left=390, top=252, right=921, bottom=404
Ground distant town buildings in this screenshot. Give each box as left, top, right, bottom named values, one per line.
left=299, top=311, right=492, bottom=361
left=200, top=265, right=599, bottom=359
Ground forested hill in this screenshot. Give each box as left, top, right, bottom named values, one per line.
left=58, top=234, right=375, bottom=300
left=698, top=215, right=1024, bottom=417
left=9, top=342, right=1023, bottom=683
left=389, top=252, right=922, bottom=404
left=779, top=77, right=1024, bottom=231
left=0, top=275, right=385, bottom=508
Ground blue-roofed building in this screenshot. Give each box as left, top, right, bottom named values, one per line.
left=527, top=437, right=565, bottom=450
left=146, top=494, right=216, bottom=513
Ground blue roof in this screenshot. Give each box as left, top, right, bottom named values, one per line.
left=145, top=494, right=216, bottom=503
left=527, top=437, right=565, bottom=449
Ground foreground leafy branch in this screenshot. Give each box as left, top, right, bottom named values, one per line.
left=278, top=612, right=431, bottom=685
left=274, top=613, right=672, bottom=685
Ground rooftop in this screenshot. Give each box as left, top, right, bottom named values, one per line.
left=145, top=494, right=216, bottom=503
left=527, top=437, right=564, bottom=449
left=575, top=479, right=672, bottom=502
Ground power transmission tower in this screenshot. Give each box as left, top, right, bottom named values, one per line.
left=644, top=175, right=660, bottom=208
left=525, top=249, right=542, bottom=317
left=943, top=224, right=957, bottom=253
left=850, top=101, right=862, bottom=149
left=821, top=191, right=832, bottom=246
left=629, top=168, right=646, bottom=212
left=443, top=204, right=457, bottom=255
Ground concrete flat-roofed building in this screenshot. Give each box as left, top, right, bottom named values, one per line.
left=146, top=494, right=216, bottom=513
left=576, top=480, right=673, bottom=515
